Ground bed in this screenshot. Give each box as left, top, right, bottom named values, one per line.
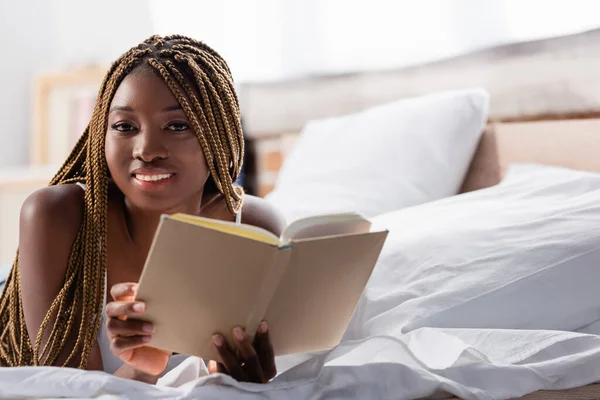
left=449, top=119, right=600, bottom=399
left=235, top=116, right=600, bottom=400
left=453, top=119, right=600, bottom=400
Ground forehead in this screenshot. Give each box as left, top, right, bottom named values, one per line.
left=110, top=66, right=180, bottom=109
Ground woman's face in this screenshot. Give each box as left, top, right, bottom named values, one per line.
left=105, top=66, right=210, bottom=212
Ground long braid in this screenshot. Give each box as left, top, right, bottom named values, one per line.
left=154, top=58, right=234, bottom=203
left=169, top=45, right=244, bottom=202
left=0, top=35, right=244, bottom=368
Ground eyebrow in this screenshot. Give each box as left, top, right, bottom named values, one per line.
left=109, top=105, right=133, bottom=113
left=162, top=104, right=183, bottom=112
left=109, top=104, right=183, bottom=113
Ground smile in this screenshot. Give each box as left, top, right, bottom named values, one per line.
left=132, top=173, right=175, bottom=192
left=134, top=173, right=173, bottom=182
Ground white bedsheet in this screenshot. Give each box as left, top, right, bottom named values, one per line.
left=1, top=327, right=599, bottom=400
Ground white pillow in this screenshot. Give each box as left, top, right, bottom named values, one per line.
left=265, top=88, right=490, bottom=223
left=344, top=164, right=600, bottom=341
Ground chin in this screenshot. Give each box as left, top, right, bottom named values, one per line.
left=126, top=193, right=183, bottom=214
left=117, top=185, right=179, bottom=215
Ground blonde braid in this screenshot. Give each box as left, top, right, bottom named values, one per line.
left=158, top=57, right=235, bottom=204
left=0, top=35, right=244, bottom=367
left=176, top=55, right=238, bottom=173
left=168, top=47, right=244, bottom=201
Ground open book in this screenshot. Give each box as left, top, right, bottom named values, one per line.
left=134, top=212, right=388, bottom=361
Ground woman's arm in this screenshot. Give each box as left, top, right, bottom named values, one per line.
left=18, top=184, right=104, bottom=369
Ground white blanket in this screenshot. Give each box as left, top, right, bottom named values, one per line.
left=1, top=327, right=599, bottom=400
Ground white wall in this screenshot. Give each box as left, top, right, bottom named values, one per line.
left=0, top=0, right=154, bottom=167
left=150, top=0, right=600, bottom=83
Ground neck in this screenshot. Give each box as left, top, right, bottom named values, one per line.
left=123, top=192, right=204, bottom=252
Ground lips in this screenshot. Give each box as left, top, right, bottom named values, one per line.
left=130, top=168, right=175, bottom=191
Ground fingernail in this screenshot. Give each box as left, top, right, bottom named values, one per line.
left=142, top=323, right=154, bottom=333
left=259, top=321, right=269, bottom=334
left=212, top=334, right=223, bottom=347
left=133, top=303, right=145, bottom=313
left=142, top=335, right=152, bottom=343
left=233, top=327, right=245, bottom=342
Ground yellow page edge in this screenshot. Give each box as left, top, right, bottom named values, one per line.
left=165, top=213, right=281, bottom=246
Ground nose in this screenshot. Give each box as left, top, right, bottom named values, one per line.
left=132, top=129, right=169, bottom=162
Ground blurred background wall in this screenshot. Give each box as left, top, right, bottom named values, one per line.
left=0, top=0, right=153, bottom=167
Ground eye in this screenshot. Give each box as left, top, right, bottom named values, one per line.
left=166, top=122, right=190, bottom=132
left=111, top=122, right=137, bottom=132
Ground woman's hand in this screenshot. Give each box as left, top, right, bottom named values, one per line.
left=105, top=283, right=171, bottom=377
left=208, top=321, right=276, bottom=383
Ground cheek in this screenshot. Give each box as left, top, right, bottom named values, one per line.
left=104, top=136, right=128, bottom=173
left=190, top=152, right=210, bottom=181
left=179, top=138, right=209, bottom=171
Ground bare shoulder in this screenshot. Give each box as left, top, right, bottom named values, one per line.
left=19, top=184, right=85, bottom=280
left=20, top=184, right=85, bottom=236
left=241, top=195, right=287, bottom=237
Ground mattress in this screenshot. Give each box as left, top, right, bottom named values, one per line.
left=449, top=385, right=600, bottom=400
left=448, top=384, right=600, bottom=400
left=516, top=384, right=600, bottom=399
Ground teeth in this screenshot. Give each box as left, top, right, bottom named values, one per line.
left=135, top=174, right=172, bottom=182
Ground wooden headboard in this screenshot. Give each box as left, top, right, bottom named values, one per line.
left=461, top=118, right=600, bottom=192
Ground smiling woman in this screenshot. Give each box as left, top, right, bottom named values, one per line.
left=0, top=34, right=285, bottom=384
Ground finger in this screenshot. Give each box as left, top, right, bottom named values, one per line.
left=208, top=360, right=218, bottom=374
left=217, top=362, right=228, bottom=374
left=233, top=327, right=264, bottom=383
left=107, top=316, right=153, bottom=338
left=110, top=283, right=138, bottom=301
left=253, top=321, right=276, bottom=380
left=105, top=300, right=146, bottom=319
left=212, top=334, right=245, bottom=381
left=110, top=334, right=152, bottom=358
left=207, top=360, right=228, bottom=375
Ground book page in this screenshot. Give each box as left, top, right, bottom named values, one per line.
left=169, top=213, right=280, bottom=246
left=281, top=213, right=372, bottom=243
left=264, top=230, right=389, bottom=356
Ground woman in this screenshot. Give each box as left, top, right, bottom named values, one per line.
left=0, top=34, right=285, bottom=384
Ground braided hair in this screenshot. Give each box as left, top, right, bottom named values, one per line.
left=0, top=34, right=244, bottom=368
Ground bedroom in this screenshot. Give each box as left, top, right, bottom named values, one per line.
left=1, top=0, right=600, bottom=399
